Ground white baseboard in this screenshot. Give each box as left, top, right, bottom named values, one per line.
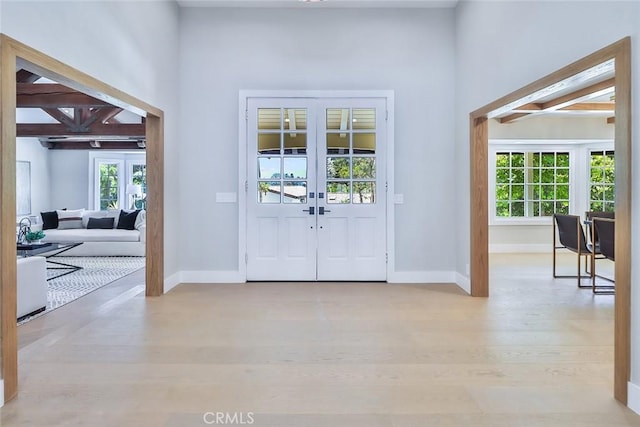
left=490, top=243, right=550, bottom=253
left=388, top=271, right=456, bottom=284
left=628, top=381, right=640, bottom=415
left=164, top=272, right=182, bottom=293
left=180, top=270, right=244, bottom=284
left=455, top=272, right=471, bottom=295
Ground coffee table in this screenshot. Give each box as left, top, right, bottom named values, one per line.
left=17, top=242, right=84, bottom=280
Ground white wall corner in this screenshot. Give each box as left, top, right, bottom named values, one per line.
left=164, top=272, right=182, bottom=293
left=489, top=244, right=550, bottom=254
left=455, top=272, right=471, bottom=295
left=388, top=271, right=456, bottom=284
left=180, top=271, right=245, bottom=284
left=0, top=379, right=4, bottom=408
left=628, top=381, right=640, bottom=415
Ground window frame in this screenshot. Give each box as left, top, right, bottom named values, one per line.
left=90, top=153, right=146, bottom=211
left=489, top=140, right=614, bottom=226
left=588, top=148, right=615, bottom=212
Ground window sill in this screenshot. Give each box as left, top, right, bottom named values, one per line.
left=490, top=217, right=554, bottom=226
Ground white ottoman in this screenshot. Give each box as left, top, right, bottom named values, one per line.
left=17, top=256, right=47, bottom=320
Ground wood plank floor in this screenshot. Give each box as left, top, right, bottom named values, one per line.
left=3, top=254, right=640, bottom=426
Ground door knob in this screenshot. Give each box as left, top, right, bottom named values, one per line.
left=302, top=207, right=315, bottom=215
left=319, top=207, right=331, bottom=215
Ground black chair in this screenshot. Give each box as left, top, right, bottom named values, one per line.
left=553, top=214, right=600, bottom=288
left=591, top=217, right=615, bottom=294
left=585, top=210, right=615, bottom=249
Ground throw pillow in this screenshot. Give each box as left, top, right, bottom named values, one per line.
left=117, top=210, right=140, bottom=230
left=40, top=211, right=58, bottom=230
left=57, top=209, right=84, bottom=230
left=87, top=217, right=115, bottom=229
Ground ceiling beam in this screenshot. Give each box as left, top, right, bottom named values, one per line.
left=17, top=123, right=145, bottom=137
left=539, top=78, right=615, bottom=110
left=498, top=113, right=530, bottom=124
left=41, top=108, right=76, bottom=129
left=559, top=102, right=615, bottom=111
left=88, top=107, right=124, bottom=125
left=39, top=140, right=145, bottom=150
left=16, top=70, right=40, bottom=83
left=17, top=83, right=111, bottom=108
left=498, top=78, right=616, bottom=123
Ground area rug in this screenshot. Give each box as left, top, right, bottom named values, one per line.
left=18, top=256, right=145, bottom=325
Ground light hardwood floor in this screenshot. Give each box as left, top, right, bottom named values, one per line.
left=4, top=254, right=640, bottom=426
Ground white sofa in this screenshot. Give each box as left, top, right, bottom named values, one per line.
left=17, top=256, right=47, bottom=320
left=39, top=209, right=146, bottom=257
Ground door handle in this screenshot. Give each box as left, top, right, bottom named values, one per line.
left=319, top=207, right=331, bottom=215
left=302, top=207, right=315, bottom=215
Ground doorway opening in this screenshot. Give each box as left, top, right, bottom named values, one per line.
left=469, top=38, right=631, bottom=403
left=1, top=34, right=165, bottom=402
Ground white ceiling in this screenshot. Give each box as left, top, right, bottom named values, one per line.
left=176, top=0, right=459, bottom=8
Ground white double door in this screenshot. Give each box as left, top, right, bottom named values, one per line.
left=246, top=97, right=387, bottom=281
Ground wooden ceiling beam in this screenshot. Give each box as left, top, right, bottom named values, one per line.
left=512, top=103, right=543, bottom=111
left=40, top=140, right=145, bottom=150
left=84, top=107, right=124, bottom=127
left=540, top=78, right=615, bottom=110
left=559, top=102, right=615, bottom=111
left=17, top=83, right=111, bottom=108
left=41, top=108, right=76, bottom=129
left=497, top=79, right=616, bottom=124
left=16, top=70, right=40, bottom=83
left=498, top=113, right=531, bottom=124
left=17, top=123, right=145, bottom=137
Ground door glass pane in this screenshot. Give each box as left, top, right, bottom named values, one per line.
left=258, top=181, right=281, bottom=203
left=258, top=134, right=280, bottom=154
left=352, top=158, right=375, bottom=179
left=258, top=157, right=281, bottom=179
left=283, top=181, right=307, bottom=204
left=284, top=109, right=307, bottom=130
left=352, top=109, right=375, bottom=130
left=258, top=109, right=281, bottom=130
left=284, top=133, right=307, bottom=154
left=352, top=182, right=375, bottom=204
left=327, top=133, right=349, bottom=154
left=326, top=108, right=350, bottom=131
left=327, top=182, right=350, bottom=204
left=327, top=157, right=350, bottom=179
left=284, top=157, right=307, bottom=179
left=353, top=133, right=375, bottom=154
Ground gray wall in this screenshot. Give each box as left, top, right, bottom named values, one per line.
left=179, top=8, right=457, bottom=273
left=48, top=151, right=90, bottom=210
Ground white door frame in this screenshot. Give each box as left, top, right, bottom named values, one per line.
left=238, top=90, right=395, bottom=282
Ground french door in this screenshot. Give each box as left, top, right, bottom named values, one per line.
left=246, top=97, right=387, bottom=281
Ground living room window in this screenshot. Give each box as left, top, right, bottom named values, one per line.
left=589, top=150, right=615, bottom=212
left=91, top=154, right=146, bottom=210
left=97, top=160, right=123, bottom=209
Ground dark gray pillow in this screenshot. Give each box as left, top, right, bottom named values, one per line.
left=87, top=217, right=115, bottom=229
left=117, top=210, right=140, bottom=230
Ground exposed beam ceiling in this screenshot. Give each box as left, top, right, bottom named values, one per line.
left=17, top=123, right=145, bottom=138
left=16, top=70, right=145, bottom=150
left=497, top=78, right=615, bottom=124
left=17, top=83, right=112, bottom=108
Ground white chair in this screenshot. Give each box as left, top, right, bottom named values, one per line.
left=17, top=256, right=47, bottom=320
